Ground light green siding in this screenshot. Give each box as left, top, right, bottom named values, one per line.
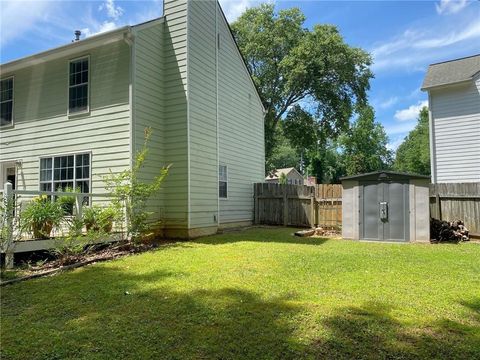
left=216, top=4, right=265, bottom=225
left=0, top=40, right=131, bottom=195
left=132, top=20, right=165, bottom=226
left=162, top=0, right=189, bottom=231
left=185, top=0, right=264, bottom=229
left=188, top=0, right=218, bottom=229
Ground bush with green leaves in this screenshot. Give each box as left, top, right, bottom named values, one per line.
left=104, top=128, right=170, bottom=242
left=51, top=218, right=98, bottom=264
left=21, top=196, right=64, bottom=239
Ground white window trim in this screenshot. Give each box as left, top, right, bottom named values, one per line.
left=219, top=164, right=228, bottom=200
left=67, top=55, right=90, bottom=116
left=38, top=152, right=92, bottom=194
left=0, top=75, right=14, bottom=128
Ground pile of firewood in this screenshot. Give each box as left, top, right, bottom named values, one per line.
left=430, top=218, right=469, bottom=243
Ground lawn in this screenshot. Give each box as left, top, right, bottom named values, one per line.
left=1, top=228, right=479, bottom=359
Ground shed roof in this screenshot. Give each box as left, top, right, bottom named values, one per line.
left=340, top=170, right=430, bottom=181
left=421, top=54, right=480, bottom=90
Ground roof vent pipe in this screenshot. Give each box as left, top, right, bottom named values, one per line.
left=74, top=30, right=81, bottom=42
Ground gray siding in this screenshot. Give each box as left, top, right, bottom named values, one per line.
left=341, top=180, right=359, bottom=240
left=430, top=77, right=480, bottom=183
left=0, top=41, right=131, bottom=194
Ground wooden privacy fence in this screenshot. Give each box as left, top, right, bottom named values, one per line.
left=254, top=183, right=342, bottom=228
left=430, top=183, right=480, bottom=234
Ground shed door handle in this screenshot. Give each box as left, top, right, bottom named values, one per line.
left=380, top=202, right=388, bottom=221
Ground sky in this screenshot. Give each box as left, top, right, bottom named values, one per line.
left=1, top=0, right=479, bottom=151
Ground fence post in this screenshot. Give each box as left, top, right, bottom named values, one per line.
left=4, top=182, right=14, bottom=269
left=310, top=189, right=315, bottom=228
left=283, top=188, right=288, bottom=226
left=435, top=193, right=441, bottom=220
left=75, top=195, right=83, bottom=222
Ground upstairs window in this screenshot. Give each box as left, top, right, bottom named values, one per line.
left=69, top=57, right=89, bottom=113
left=219, top=165, right=228, bottom=199
left=0, top=77, right=13, bottom=126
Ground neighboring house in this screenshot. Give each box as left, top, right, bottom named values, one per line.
left=265, top=168, right=303, bottom=185
left=304, top=176, right=317, bottom=186
left=0, top=0, right=265, bottom=238
left=421, top=54, right=480, bottom=183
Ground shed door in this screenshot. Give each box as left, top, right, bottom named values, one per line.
left=360, top=182, right=409, bottom=242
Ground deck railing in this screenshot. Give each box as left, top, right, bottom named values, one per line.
left=1, top=182, right=120, bottom=268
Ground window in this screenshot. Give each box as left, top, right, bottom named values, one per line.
left=1, top=77, right=13, bottom=126
left=219, top=165, right=227, bottom=199
left=40, top=153, right=90, bottom=197
left=69, top=57, right=89, bottom=113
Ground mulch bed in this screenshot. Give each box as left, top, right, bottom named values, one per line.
left=1, top=241, right=171, bottom=286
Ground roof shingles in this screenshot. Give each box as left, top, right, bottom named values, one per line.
left=422, top=54, right=480, bottom=90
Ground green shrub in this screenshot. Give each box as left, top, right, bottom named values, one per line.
left=21, top=196, right=64, bottom=239
left=51, top=218, right=96, bottom=264
left=104, top=128, right=170, bottom=242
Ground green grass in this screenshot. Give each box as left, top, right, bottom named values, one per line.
left=1, top=228, right=479, bottom=359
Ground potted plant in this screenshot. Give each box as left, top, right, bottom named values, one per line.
left=56, top=186, right=78, bottom=215
left=22, top=196, right=64, bottom=239
left=98, top=206, right=118, bottom=233
left=83, top=205, right=118, bottom=233
left=83, top=205, right=101, bottom=232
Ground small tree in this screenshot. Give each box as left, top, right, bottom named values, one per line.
left=103, top=128, right=170, bottom=242
left=279, top=173, right=288, bottom=185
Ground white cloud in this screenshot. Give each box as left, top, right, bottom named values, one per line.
left=0, top=0, right=54, bottom=46
left=219, top=0, right=267, bottom=22
left=385, top=122, right=417, bottom=136
left=99, top=0, right=124, bottom=20
left=394, top=100, right=428, bottom=122
left=371, top=7, right=480, bottom=72
left=378, top=96, right=399, bottom=109
left=82, top=21, right=118, bottom=38
left=436, top=0, right=469, bottom=15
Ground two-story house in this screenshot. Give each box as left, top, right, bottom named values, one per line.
left=0, top=0, right=265, bottom=238
left=421, top=54, right=480, bottom=183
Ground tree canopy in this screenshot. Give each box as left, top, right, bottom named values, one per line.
left=231, top=4, right=373, bottom=162
left=394, top=107, right=430, bottom=175
left=340, top=106, right=392, bottom=176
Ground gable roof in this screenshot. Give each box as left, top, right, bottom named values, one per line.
left=266, top=167, right=302, bottom=180
left=421, top=54, right=480, bottom=90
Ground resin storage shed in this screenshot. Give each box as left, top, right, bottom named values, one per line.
left=341, top=171, right=430, bottom=242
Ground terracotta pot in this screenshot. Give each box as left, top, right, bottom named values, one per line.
left=102, top=221, right=113, bottom=233
left=32, top=221, right=53, bottom=239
